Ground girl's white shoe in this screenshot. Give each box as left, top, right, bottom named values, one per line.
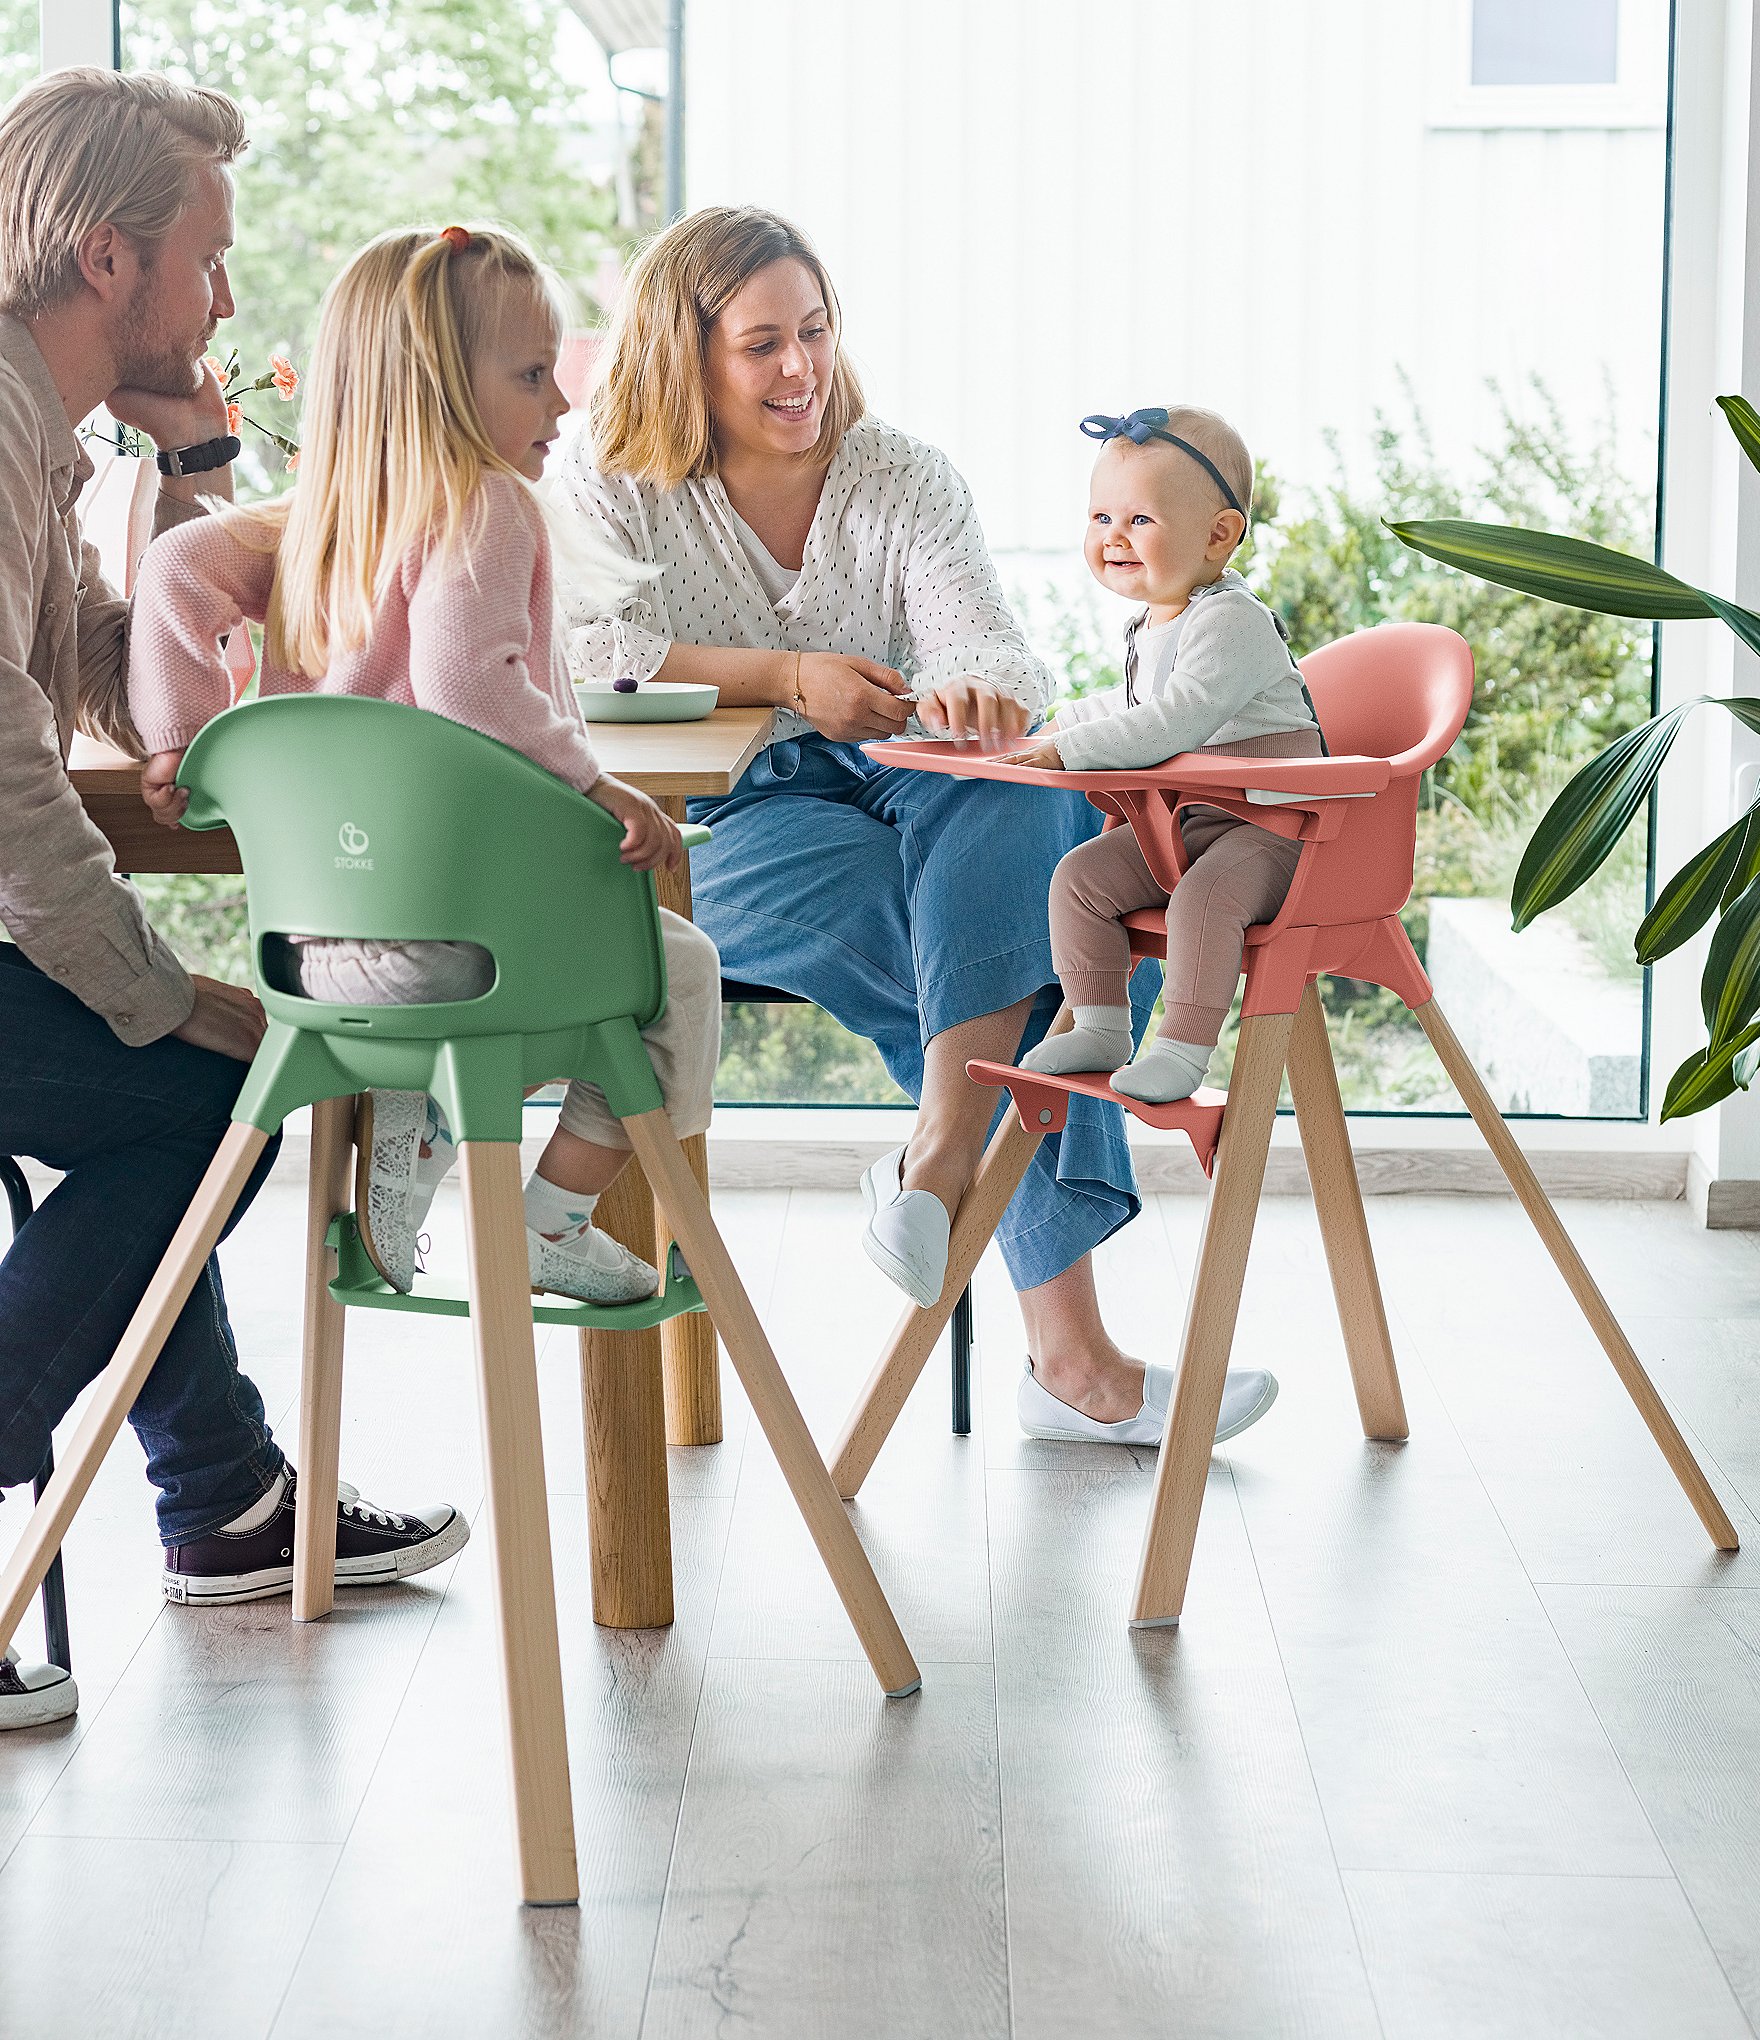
left=354, top=1089, right=428, bottom=1293
left=1016, top=1358, right=1279, bottom=1446
left=528, top=1224, right=659, bottom=1304
left=860, top=1145, right=951, bottom=1310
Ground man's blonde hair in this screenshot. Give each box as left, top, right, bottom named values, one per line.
left=592, top=205, right=864, bottom=488
left=0, top=68, right=246, bottom=317
left=238, top=224, right=565, bottom=677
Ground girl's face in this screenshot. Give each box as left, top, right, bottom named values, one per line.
left=703, top=257, right=837, bottom=466
left=471, top=286, right=569, bottom=480
left=1083, top=442, right=1243, bottom=608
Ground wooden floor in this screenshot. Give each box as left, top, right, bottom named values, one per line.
left=4, top=1165, right=1760, bottom=2040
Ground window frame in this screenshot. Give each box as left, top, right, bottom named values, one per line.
left=1428, top=0, right=1668, bottom=130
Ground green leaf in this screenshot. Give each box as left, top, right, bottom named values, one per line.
left=1389, top=519, right=1716, bottom=620
left=1661, top=1018, right=1760, bottom=1119
left=1635, top=806, right=1760, bottom=963
left=1511, top=705, right=1692, bottom=928
left=1700, top=592, right=1760, bottom=663
left=1717, top=395, right=1760, bottom=477
left=1703, top=867, right=1760, bottom=1043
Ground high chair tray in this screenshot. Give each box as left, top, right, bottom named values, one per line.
left=575, top=680, right=720, bottom=723
left=967, top=1059, right=1227, bottom=1175
left=326, top=1214, right=707, bottom=1329
left=864, top=736, right=1390, bottom=799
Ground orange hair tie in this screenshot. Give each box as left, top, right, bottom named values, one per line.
left=438, top=225, right=471, bottom=252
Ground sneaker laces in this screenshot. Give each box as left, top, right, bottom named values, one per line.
left=337, top=1482, right=407, bottom=1532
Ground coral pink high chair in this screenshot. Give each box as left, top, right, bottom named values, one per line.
left=832, top=621, right=1737, bottom=1626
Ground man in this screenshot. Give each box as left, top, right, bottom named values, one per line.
left=0, top=69, right=467, bottom=1731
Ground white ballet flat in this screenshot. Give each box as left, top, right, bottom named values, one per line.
left=859, top=1145, right=951, bottom=1310
left=1016, top=1359, right=1279, bottom=1447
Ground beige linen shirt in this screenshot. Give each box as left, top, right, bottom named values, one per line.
left=0, top=314, right=196, bottom=1044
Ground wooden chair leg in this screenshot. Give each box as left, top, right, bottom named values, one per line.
left=1285, top=983, right=1408, bottom=1441
left=0, top=1123, right=270, bottom=1652
left=292, top=1095, right=353, bottom=1622
left=577, top=1165, right=673, bottom=1628
left=831, top=1106, right=1043, bottom=1498
left=1415, top=999, right=1739, bottom=1552
left=457, top=1142, right=579, bottom=1906
left=1132, top=1012, right=1294, bottom=1627
left=625, top=1109, right=922, bottom=1697
left=655, top=1133, right=723, bottom=1446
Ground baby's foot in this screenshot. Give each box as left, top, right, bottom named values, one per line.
left=1019, top=1005, right=1134, bottom=1077
left=355, top=1090, right=457, bottom=1293
left=1111, top=1037, right=1212, bottom=1105
left=528, top=1223, right=659, bottom=1304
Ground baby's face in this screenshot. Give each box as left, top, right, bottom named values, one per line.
left=1083, top=441, right=1239, bottom=606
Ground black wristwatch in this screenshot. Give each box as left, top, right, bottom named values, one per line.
left=155, top=433, right=242, bottom=479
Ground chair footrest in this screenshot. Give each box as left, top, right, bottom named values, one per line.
left=965, top=1059, right=1227, bottom=1175
left=324, top=1213, right=707, bottom=1329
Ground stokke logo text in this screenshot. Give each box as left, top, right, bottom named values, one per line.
left=335, top=821, right=374, bottom=870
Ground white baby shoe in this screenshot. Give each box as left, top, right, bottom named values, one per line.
left=528, top=1224, right=660, bottom=1305
left=1016, top=1359, right=1279, bottom=1447
left=353, top=1089, right=460, bottom=1294
left=860, top=1146, right=952, bottom=1310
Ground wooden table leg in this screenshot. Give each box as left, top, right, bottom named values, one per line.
left=292, top=1094, right=354, bottom=1622
left=577, top=1163, right=674, bottom=1626
left=654, top=794, right=722, bottom=1447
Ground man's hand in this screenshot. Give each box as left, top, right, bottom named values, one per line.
left=142, top=750, right=189, bottom=827
left=995, top=737, right=1067, bottom=771
left=792, top=653, right=914, bottom=744
left=172, top=975, right=266, bottom=1063
left=590, top=774, right=684, bottom=871
left=915, top=676, right=1032, bottom=746
left=107, top=355, right=230, bottom=456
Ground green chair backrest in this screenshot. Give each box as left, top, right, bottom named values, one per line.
left=178, top=694, right=670, bottom=1138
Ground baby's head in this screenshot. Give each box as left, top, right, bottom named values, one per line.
left=1081, top=405, right=1253, bottom=609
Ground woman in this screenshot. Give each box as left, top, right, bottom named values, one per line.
left=557, top=206, right=1275, bottom=1447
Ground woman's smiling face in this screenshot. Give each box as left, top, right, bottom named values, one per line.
left=704, top=256, right=837, bottom=464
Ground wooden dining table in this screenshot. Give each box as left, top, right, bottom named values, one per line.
left=69, top=702, right=777, bottom=1631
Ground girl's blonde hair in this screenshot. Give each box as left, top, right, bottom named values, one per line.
left=591, top=206, right=864, bottom=488
left=254, top=224, right=565, bottom=677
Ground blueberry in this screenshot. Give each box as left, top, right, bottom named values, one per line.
left=612, top=676, right=639, bottom=694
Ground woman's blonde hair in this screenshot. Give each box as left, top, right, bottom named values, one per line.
left=0, top=68, right=246, bottom=317
left=249, top=224, right=566, bottom=677
left=591, top=206, right=864, bottom=488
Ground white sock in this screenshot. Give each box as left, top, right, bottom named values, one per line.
left=1111, top=1035, right=1213, bottom=1105
left=413, top=1097, right=456, bottom=1198
left=219, top=1467, right=287, bottom=1535
left=1018, top=1005, right=1134, bottom=1077
left=524, top=1170, right=601, bottom=1244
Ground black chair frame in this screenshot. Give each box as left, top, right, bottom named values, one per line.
left=720, top=980, right=974, bottom=1434
left=0, top=1156, right=71, bottom=1674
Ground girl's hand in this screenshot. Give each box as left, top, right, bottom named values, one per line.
left=915, top=676, right=1032, bottom=746
left=142, top=750, right=190, bottom=826
left=590, top=774, right=684, bottom=871
left=792, top=653, right=914, bottom=743
left=995, top=738, right=1066, bottom=771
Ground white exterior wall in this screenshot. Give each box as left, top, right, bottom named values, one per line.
left=686, top=0, right=1668, bottom=550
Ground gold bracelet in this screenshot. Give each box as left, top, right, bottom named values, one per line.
left=790, top=649, right=806, bottom=715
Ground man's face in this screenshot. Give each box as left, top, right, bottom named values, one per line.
left=113, top=162, right=236, bottom=397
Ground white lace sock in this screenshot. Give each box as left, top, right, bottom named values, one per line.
left=1111, top=1035, right=1213, bottom=1105
left=523, top=1169, right=601, bottom=1243
left=218, top=1467, right=288, bottom=1535
left=1018, top=1005, right=1134, bottom=1076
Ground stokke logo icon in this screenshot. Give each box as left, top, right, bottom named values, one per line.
left=334, top=821, right=374, bottom=871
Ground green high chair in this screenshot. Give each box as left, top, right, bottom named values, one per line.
left=0, top=695, right=919, bottom=1908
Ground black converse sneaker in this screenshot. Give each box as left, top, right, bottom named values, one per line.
left=161, top=1471, right=470, bottom=1606
left=0, top=1644, right=77, bottom=1730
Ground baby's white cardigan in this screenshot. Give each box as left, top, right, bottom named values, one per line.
left=1054, top=569, right=1318, bottom=772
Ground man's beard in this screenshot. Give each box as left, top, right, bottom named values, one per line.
left=113, top=266, right=207, bottom=396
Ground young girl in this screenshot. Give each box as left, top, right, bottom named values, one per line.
left=128, top=224, right=722, bottom=1303
left=1005, top=404, right=1322, bottom=1103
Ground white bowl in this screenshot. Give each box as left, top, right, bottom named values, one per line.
left=574, top=680, right=720, bottom=724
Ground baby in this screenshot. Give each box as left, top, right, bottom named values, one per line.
left=1008, top=405, right=1322, bottom=1104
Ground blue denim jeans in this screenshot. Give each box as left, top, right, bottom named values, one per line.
left=689, top=737, right=1161, bottom=1289
left=0, top=944, right=285, bottom=1544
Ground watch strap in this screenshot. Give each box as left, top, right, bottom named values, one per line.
left=155, top=433, right=242, bottom=478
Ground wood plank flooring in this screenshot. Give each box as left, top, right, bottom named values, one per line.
left=3, top=1167, right=1759, bottom=2038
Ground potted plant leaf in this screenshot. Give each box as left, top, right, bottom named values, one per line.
left=1391, top=395, right=1760, bottom=1120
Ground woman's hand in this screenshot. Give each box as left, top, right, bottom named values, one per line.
left=995, top=737, right=1066, bottom=771
left=590, top=773, right=685, bottom=871
left=792, top=652, right=914, bottom=743
left=915, top=676, right=1032, bottom=746
left=142, top=750, right=190, bottom=827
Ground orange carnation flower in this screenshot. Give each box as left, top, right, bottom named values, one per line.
left=271, top=354, right=299, bottom=400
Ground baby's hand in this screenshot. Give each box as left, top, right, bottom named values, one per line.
left=141, top=750, right=189, bottom=826
left=589, top=773, right=684, bottom=872
left=996, top=738, right=1066, bottom=772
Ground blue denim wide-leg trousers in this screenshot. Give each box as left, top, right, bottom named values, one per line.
left=0, top=944, right=285, bottom=1543
left=688, top=737, right=1161, bottom=1290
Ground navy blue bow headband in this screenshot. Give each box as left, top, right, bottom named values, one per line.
left=1079, top=408, right=1246, bottom=518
